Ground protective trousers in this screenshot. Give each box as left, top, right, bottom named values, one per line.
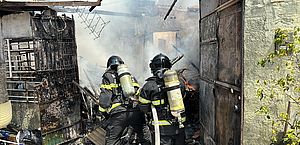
left=104, top=110, right=151, bottom=145
left=160, top=128, right=185, bottom=145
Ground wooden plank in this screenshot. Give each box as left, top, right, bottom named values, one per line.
left=201, top=0, right=219, bottom=18
left=214, top=1, right=242, bottom=145
left=201, top=13, right=218, bottom=42
left=215, top=87, right=241, bottom=145
left=217, top=3, right=242, bottom=85
left=200, top=43, right=218, bottom=79
left=201, top=0, right=240, bottom=19
left=198, top=81, right=216, bottom=144
left=86, top=127, right=106, bottom=145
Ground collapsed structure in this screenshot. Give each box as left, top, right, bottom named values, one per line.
left=0, top=1, right=201, bottom=144
left=0, top=9, right=82, bottom=144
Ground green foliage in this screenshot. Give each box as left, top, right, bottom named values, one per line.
left=256, top=27, right=300, bottom=144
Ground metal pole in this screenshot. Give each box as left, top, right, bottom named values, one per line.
left=6, top=39, right=12, bottom=78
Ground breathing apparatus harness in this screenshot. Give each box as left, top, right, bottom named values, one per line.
left=152, top=75, right=185, bottom=127
left=110, top=64, right=138, bottom=109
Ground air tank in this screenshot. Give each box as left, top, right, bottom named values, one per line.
left=117, top=64, right=135, bottom=98
left=163, top=70, right=185, bottom=116
left=163, top=70, right=185, bottom=128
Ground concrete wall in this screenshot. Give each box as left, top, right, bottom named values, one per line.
left=243, top=0, right=300, bottom=144
left=153, top=31, right=177, bottom=54
left=0, top=13, right=32, bottom=103
left=2, top=13, right=33, bottom=38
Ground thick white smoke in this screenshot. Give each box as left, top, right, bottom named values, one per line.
left=71, top=0, right=199, bottom=89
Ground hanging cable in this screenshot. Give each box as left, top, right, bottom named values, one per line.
left=49, top=16, right=67, bottom=32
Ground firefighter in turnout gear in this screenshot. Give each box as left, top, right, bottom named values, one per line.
left=99, top=55, right=151, bottom=145
left=138, top=53, right=186, bottom=145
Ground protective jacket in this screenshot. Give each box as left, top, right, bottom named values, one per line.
left=99, top=68, right=139, bottom=114
left=98, top=68, right=151, bottom=145
left=139, top=76, right=186, bottom=136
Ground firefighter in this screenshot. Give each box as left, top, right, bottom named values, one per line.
left=138, top=53, right=186, bottom=145
left=98, top=55, right=151, bottom=145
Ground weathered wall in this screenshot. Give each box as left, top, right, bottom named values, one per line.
left=0, top=13, right=32, bottom=103
left=2, top=13, right=33, bottom=38
left=0, top=16, right=7, bottom=103
left=134, top=5, right=199, bottom=80
left=0, top=12, right=39, bottom=129
left=153, top=31, right=177, bottom=54
left=243, top=0, right=300, bottom=144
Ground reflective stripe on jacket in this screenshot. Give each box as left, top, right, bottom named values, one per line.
left=99, top=103, right=122, bottom=113
left=100, top=83, right=119, bottom=90
left=151, top=117, right=186, bottom=126
left=100, top=82, right=139, bottom=90
left=138, top=97, right=165, bottom=106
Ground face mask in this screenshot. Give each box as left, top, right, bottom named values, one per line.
left=154, top=68, right=168, bottom=79
left=110, top=64, right=118, bottom=71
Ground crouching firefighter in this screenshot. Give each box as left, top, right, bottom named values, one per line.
left=138, top=53, right=186, bottom=145
left=98, top=55, right=151, bottom=145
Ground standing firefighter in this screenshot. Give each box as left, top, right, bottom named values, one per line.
left=139, top=53, right=186, bottom=145
left=98, top=55, right=151, bottom=145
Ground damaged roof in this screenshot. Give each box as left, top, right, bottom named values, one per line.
left=0, top=0, right=101, bottom=15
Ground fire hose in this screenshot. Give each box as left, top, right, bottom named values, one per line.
left=151, top=104, right=160, bottom=145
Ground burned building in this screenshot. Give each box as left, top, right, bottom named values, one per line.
left=0, top=9, right=82, bottom=144
left=136, top=1, right=201, bottom=142
left=0, top=1, right=201, bottom=144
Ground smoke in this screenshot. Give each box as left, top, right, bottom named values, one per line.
left=156, top=0, right=199, bottom=8
left=69, top=0, right=199, bottom=88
